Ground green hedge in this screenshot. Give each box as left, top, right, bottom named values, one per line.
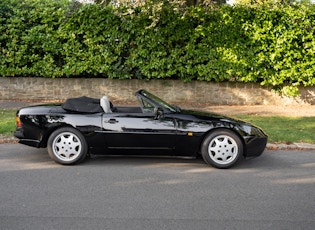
left=1, top=0, right=314, bottom=95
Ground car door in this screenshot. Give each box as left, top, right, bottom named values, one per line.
left=101, top=112, right=178, bottom=155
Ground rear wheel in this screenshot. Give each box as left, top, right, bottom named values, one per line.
left=47, top=127, right=87, bottom=165
left=201, top=129, right=243, bottom=169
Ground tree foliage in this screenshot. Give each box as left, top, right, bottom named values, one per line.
left=0, top=0, right=314, bottom=95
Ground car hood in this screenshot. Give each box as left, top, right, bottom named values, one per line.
left=179, top=109, right=246, bottom=124
left=178, top=109, right=267, bottom=137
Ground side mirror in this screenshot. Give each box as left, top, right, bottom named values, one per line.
left=154, top=107, right=164, bottom=120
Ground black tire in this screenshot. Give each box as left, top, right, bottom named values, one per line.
left=201, top=129, right=243, bottom=169
left=47, top=127, right=88, bottom=165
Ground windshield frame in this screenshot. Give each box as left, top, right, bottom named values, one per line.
left=135, top=90, right=178, bottom=113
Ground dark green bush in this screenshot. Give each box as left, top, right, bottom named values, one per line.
left=0, top=0, right=314, bottom=95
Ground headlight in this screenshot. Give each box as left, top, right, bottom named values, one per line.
left=242, top=124, right=267, bottom=137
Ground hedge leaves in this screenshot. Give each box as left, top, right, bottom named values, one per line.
left=0, top=0, right=314, bottom=95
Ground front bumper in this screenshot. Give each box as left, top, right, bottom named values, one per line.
left=244, top=136, right=268, bottom=158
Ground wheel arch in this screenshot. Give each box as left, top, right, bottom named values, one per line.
left=39, top=124, right=77, bottom=148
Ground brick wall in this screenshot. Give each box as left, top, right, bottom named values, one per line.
left=0, top=77, right=314, bottom=105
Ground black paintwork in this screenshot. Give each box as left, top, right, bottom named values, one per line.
left=14, top=90, right=268, bottom=158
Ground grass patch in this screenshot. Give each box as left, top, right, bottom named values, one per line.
left=1, top=109, right=314, bottom=144
left=0, top=109, right=16, bottom=136
left=235, top=115, right=315, bottom=144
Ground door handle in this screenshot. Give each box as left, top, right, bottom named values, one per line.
left=106, top=118, right=118, bottom=124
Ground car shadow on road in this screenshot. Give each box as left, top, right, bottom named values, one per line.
left=85, top=154, right=206, bottom=167
left=5, top=145, right=308, bottom=172
left=82, top=153, right=267, bottom=171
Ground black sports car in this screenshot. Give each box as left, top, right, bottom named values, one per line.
left=14, top=89, right=267, bottom=168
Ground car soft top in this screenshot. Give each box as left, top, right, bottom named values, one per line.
left=62, top=96, right=103, bottom=113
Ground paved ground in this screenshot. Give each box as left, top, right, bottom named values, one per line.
left=0, top=100, right=41, bottom=109
left=202, top=104, right=315, bottom=117
left=1, top=144, right=315, bottom=230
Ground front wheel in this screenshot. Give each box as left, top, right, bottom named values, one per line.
left=47, top=127, right=88, bottom=165
left=201, top=129, right=243, bottom=169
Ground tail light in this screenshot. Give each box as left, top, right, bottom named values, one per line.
left=16, top=116, right=22, bottom=128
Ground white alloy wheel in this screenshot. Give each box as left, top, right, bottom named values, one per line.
left=201, top=129, right=243, bottom=169
left=48, top=127, right=87, bottom=165
left=208, top=135, right=238, bottom=165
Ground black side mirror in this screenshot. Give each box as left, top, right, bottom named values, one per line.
left=154, top=107, right=164, bottom=120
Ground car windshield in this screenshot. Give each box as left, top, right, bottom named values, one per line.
left=140, top=90, right=179, bottom=113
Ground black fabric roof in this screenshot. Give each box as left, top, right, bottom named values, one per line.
left=62, top=96, right=103, bottom=113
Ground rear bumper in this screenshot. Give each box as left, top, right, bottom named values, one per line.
left=244, top=136, right=268, bottom=158
left=13, top=130, right=24, bottom=139
left=14, top=130, right=40, bottom=148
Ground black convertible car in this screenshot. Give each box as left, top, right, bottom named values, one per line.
left=14, top=89, right=267, bottom=168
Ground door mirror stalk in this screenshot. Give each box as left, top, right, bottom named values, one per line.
left=154, top=107, right=164, bottom=120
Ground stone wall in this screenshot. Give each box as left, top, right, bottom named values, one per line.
left=0, top=77, right=314, bottom=105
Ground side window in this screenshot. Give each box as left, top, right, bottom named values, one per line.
left=140, top=98, right=154, bottom=113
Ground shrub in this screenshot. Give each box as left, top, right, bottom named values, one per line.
left=0, top=0, right=314, bottom=95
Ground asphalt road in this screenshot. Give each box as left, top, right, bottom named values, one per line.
left=0, top=144, right=314, bottom=230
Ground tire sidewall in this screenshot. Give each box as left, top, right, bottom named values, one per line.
left=47, top=127, right=88, bottom=165
left=201, top=129, right=243, bottom=169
